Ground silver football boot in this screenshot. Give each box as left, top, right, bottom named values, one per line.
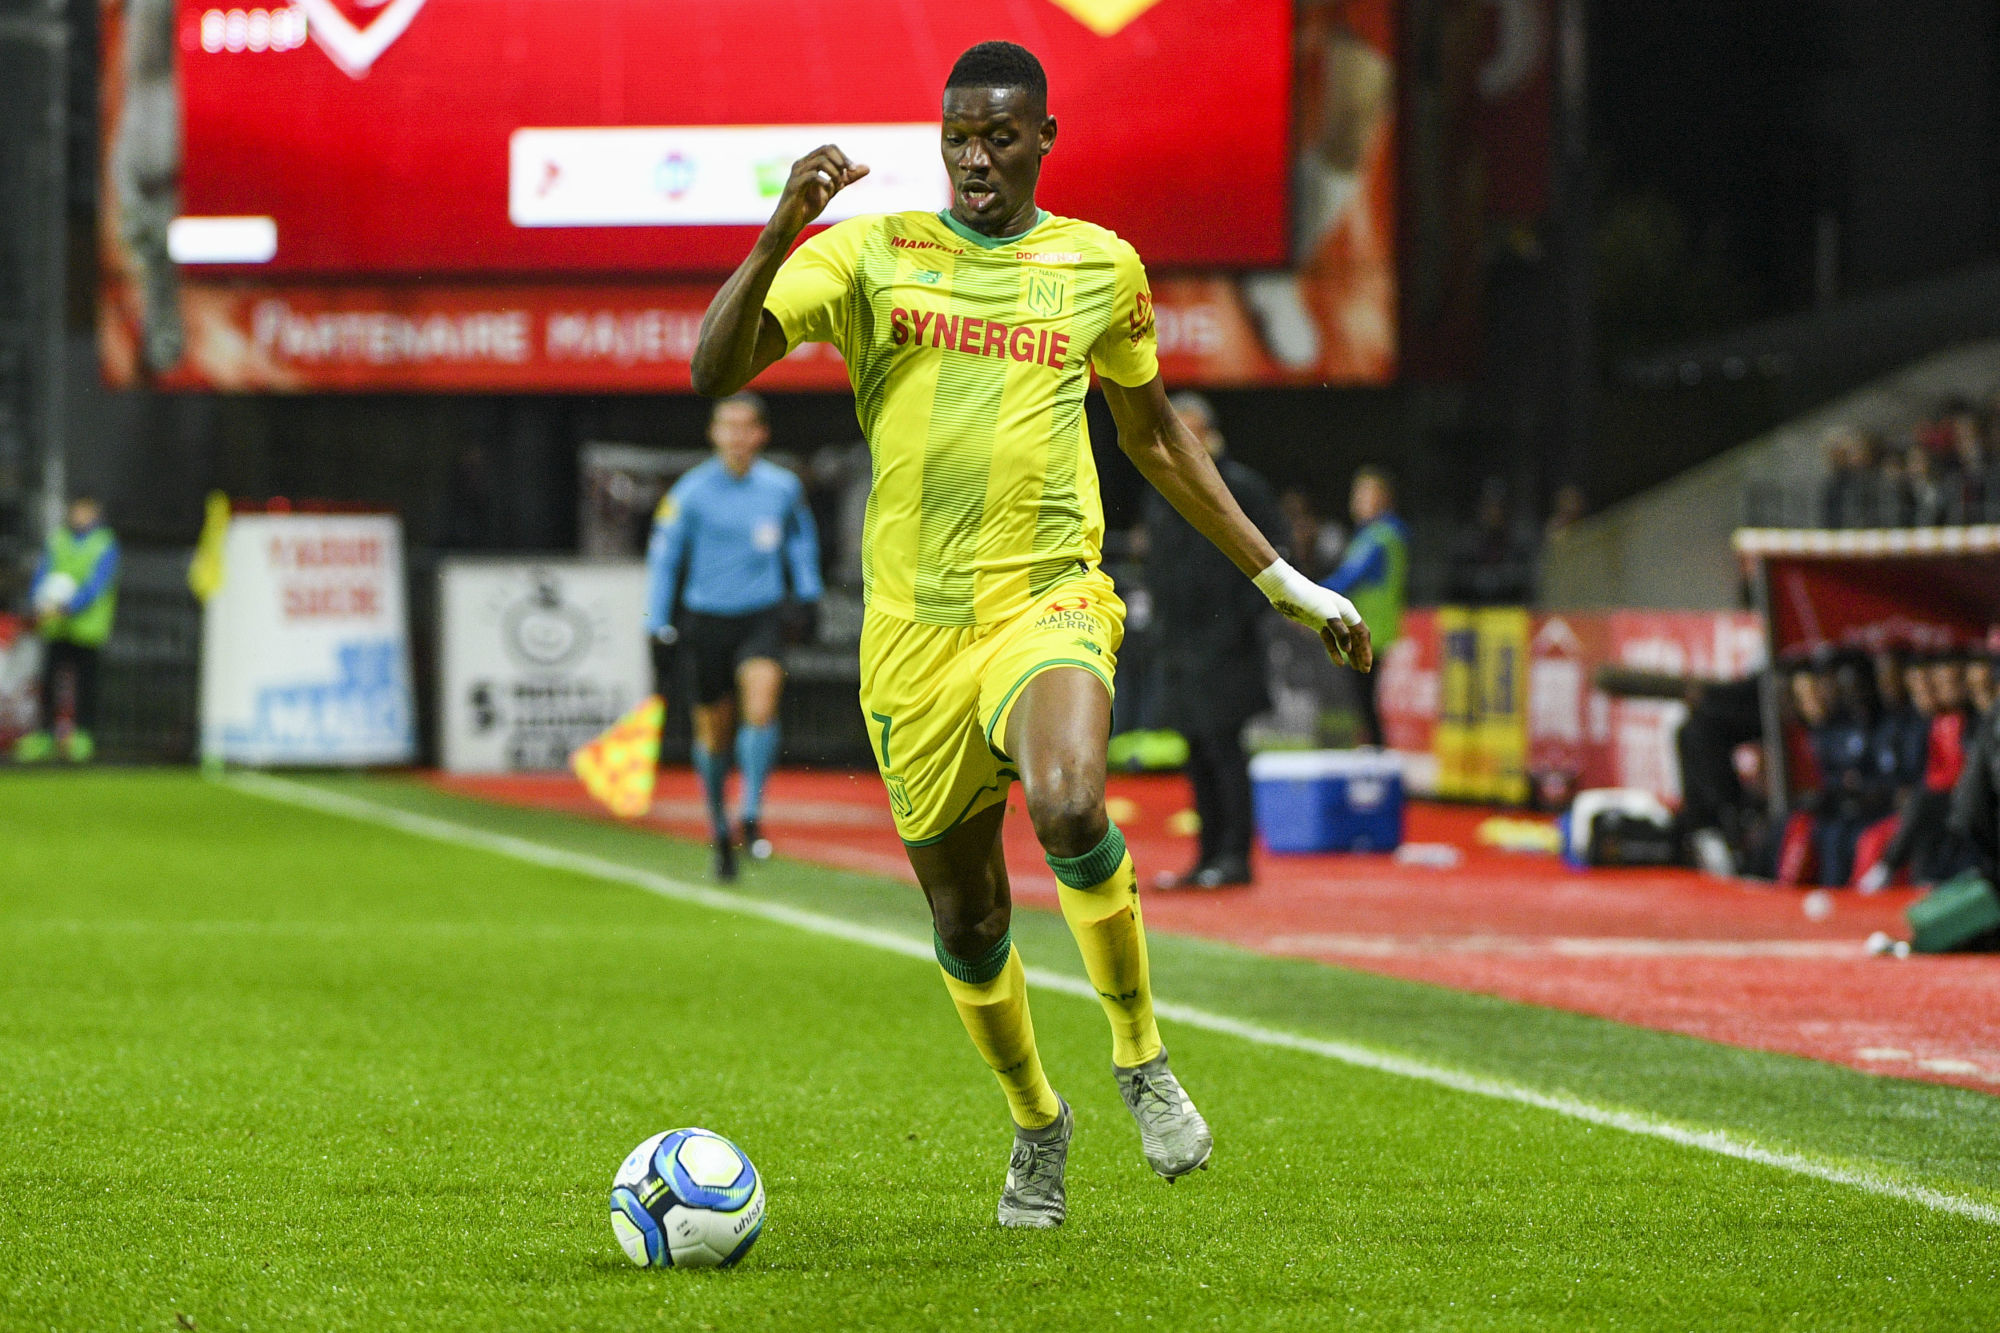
left=996, top=1097, right=1073, bottom=1228
left=1114, top=1049, right=1213, bottom=1180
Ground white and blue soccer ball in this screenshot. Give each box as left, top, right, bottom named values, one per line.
left=32, top=571, right=77, bottom=616
left=609, top=1128, right=766, bottom=1270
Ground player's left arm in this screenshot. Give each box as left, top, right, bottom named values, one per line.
left=1104, top=377, right=1371, bottom=671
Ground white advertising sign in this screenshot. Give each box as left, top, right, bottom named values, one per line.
left=200, top=513, right=415, bottom=765
left=439, top=560, right=650, bottom=774
left=509, top=123, right=947, bottom=228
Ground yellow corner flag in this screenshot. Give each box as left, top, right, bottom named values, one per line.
left=188, top=491, right=231, bottom=602
left=571, top=695, right=665, bottom=819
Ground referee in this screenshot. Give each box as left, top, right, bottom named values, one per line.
left=645, top=394, right=824, bottom=880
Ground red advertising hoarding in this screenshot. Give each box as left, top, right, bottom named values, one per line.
left=102, top=0, right=1401, bottom=391
left=173, top=0, right=1291, bottom=276
left=1378, top=607, right=1764, bottom=805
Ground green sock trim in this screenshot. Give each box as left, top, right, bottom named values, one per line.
left=936, top=930, right=1012, bottom=984
left=1046, top=822, right=1128, bottom=890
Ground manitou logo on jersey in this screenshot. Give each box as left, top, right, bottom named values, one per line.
left=888, top=307, right=1072, bottom=369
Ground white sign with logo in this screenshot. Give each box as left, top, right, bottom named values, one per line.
left=509, top=123, right=947, bottom=228
left=438, top=560, right=650, bottom=773
left=201, top=513, right=416, bottom=765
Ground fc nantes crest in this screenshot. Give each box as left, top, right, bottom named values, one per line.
left=572, top=695, right=664, bottom=819
left=1025, top=272, right=1068, bottom=319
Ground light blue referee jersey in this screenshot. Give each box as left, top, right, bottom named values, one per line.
left=644, top=457, right=824, bottom=631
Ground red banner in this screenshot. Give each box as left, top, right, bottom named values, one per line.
left=1761, top=552, right=2000, bottom=655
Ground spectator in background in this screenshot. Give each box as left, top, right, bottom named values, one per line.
left=1144, top=393, right=1287, bottom=889
left=1278, top=489, right=1345, bottom=582
left=1445, top=476, right=1537, bottom=606
left=1321, top=464, right=1408, bottom=748
left=1784, top=654, right=1893, bottom=888
left=1871, top=645, right=1928, bottom=799
left=1952, top=690, right=2000, bottom=882
left=1966, top=634, right=1997, bottom=718
left=1819, top=428, right=1876, bottom=529
left=14, top=498, right=121, bottom=763
left=1873, top=449, right=1911, bottom=527
left=1905, top=445, right=1948, bottom=528
left=1864, top=652, right=1974, bottom=889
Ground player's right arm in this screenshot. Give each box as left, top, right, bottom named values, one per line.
left=690, top=146, right=870, bottom=397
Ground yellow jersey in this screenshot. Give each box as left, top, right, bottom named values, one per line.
left=763, top=208, right=1159, bottom=626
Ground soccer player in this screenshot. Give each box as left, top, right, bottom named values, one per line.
left=691, top=41, right=1371, bottom=1227
left=644, top=393, right=824, bottom=881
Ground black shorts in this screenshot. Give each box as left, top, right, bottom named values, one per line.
left=680, top=608, right=785, bottom=705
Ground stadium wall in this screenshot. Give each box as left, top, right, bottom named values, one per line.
left=1540, top=339, right=2000, bottom=610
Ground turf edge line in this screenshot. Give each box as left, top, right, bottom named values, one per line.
left=222, top=771, right=2000, bottom=1229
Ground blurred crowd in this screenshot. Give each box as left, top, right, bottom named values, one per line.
left=1774, top=638, right=2000, bottom=889
left=1817, top=396, right=2000, bottom=529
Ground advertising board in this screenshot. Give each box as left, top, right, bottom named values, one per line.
left=438, top=561, right=651, bottom=774
left=199, top=513, right=415, bottom=765
left=101, top=0, right=1401, bottom=390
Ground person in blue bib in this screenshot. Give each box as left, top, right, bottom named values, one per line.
left=645, top=394, right=824, bottom=879
left=1321, top=466, right=1408, bottom=748
left=15, top=497, right=121, bottom=763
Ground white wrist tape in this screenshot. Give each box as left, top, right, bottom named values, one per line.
left=1253, top=558, right=1362, bottom=629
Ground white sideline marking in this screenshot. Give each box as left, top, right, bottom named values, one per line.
left=223, top=772, right=2000, bottom=1228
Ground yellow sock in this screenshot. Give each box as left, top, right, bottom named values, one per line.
left=1048, top=824, right=1162, bottom=1069
left=937, top=933, right=1061, bottom=1129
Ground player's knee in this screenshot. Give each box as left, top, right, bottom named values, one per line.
left=1024, top=774, right=1107, bottom=861
left=933, top=901, right=1010, bottom=961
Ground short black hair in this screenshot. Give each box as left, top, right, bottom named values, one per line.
left=714, top=391, right=766, bottom=423
left=945, top=41, right=1047, bottom=103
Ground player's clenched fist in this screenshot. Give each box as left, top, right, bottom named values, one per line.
left=766, top=146, right=871, bottom=239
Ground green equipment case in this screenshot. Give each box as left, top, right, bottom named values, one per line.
left=1906, top=872, right=2000, bottom=954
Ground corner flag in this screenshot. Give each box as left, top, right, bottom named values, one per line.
left=188, top=491, right=231, bottom=602
left=571, top=695, right=665, bottom=819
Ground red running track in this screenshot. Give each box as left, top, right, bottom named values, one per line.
left=428, top=769, right=2000, bottom=1095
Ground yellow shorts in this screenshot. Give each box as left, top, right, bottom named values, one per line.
left=859, top=569, right=1125, bottom=846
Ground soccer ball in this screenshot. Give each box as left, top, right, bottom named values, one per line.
left=33, top=571, right=77, bottom=616
left=609, top=1128, right=766, bottom=1269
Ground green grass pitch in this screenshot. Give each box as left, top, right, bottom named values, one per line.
left=3, top=771, right=1998, bottom=1331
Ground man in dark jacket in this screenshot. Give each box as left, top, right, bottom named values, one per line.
left=1142, top=393, right=1288, bottom=889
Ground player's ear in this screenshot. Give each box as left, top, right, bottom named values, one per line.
left=1040, top=115, right=1057, bottom=157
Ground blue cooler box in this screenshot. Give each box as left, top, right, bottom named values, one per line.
left=1249, top=750, right=1406, bottom=853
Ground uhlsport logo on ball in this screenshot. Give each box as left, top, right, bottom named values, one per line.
left=609, top=1128, right=766, bottom=1269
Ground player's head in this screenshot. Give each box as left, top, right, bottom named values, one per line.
left=1350, top=466, right=1393, bottom=524
left=1170, top=392, right=1225, bottom=458
left=710, top=393, right=769, bottom=475
left=941, top=41, right=1055, bottom=236
left=66, top=497, right=102, bottom=532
